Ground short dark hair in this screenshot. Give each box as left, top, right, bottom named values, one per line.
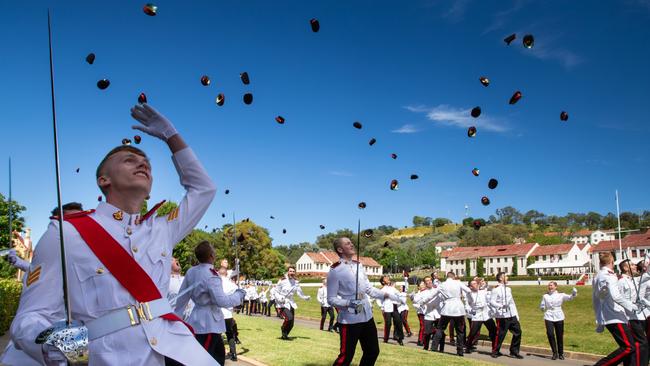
left=380, top=275, right=391, bottom=286
left=96, top=145, right=149, bottom=194
left=447, top=271, right=456, bottom=279
left=333, top=237, right=347, bottom=255
left=287, top=266, right=296, bottom=272
left=496, top=271, right=506, bottom=283
left=194, top=241, right=215, bottom=263
left=51, top=202, right=84, bottom=217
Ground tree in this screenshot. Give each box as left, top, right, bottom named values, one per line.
left=433, top=218, right=451, bottom=227
left=601, top=213, right=618, bottom=230
left=275, top=242, right=320, bottom=264
left=584, top=212, right=603, bottom=230
left=476, top=257, right=485, bottom=277
left=526, top=256, right=535, bottom=276
left=620, top=212, right=640, bottom=230
left=495, top=206, right=523, bottom=225
left=511, top=256, right=518, bottom=276
left=462, top=217, right=475, bottom=227
left=315, top=229, right=355, bottom=250
left=523, top=210, right=544, bottom=226
left=412, top=216, right=427, bottom=227
left=528, top=234, right=565, bottom=245
left=0, top=193, right=26, bottom=279
left=465, top=259, right=471, bottom=278
left=459, top=225, right=513, bottom=247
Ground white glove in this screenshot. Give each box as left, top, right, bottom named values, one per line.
left=304, top=296, right=311, bottom=301
left=631, top=304, right=639, bottom=312
left=130, top=104, right=178, bottom=141
left=42, top=344, right=67, bottom=365
left=572, top=288, right=578, bottom=296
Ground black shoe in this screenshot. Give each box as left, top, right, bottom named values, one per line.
left=398, top=340, right=404, bottom=346
left=235, top=338, right=241, bottom=345
left=465, top=348, right=472, bottom=354
left=407, top=332, right=413, bottom=337
left=510, top=353, right=524, bottom=359
left=551, top=353, right=558, bottom=360
left=457, top=352, right=464, bottom=357
left=558, top=354, right=564, bottom=360
left=416, top=341, right=423, bottom=347
left=281, top=334, right=289, bottom=340
left=491, top=353, right=499, bottom=358
left=230, top=354, right=238, bottom=361
left=383, top=340, right=388, bottom=343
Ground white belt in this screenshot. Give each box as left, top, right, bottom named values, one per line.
left=86, top=298, right=172, bottom=340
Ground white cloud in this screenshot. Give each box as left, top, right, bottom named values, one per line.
left=391, top=124, right=420, bottom=134
left=405, top=104, right=509, bottom=132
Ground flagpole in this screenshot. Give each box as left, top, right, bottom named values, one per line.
left=616, top=190, right=624, bottom=257
left=7, top=157, right=12, bottom=246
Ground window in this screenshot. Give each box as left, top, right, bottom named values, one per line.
left=505, top=267, right=508, bottom=273
left=543, top=255, right=547, bottom=261
left=490, top=258, right=493, bottom=263
left=497, top=258, right=501, bottom=263
left=575, top=255, right=578, bottom=260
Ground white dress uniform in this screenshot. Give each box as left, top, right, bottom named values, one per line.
left=276, top=277, right=309, bottom=310
left=438, top=278, right=471, bottom=317
left=489, top=283, right=523, bottom=356
left=376, top=285, right=401, bottom=313
left=221, top=276, right=238, bottom=320
left=10, top=147, right=218, bottom=366
left=619, top=274, right=649, bottom=320
left=317, top=286, right=330, bottom=307
left=467, top=289, right=492, bottom=322
left=168, top=273, right=193, bottom=320
left=540, top=290, right=576, bottom=322
left=173, top=263, right=243, bottom=334
left=490, top=284, right=519, bottom=320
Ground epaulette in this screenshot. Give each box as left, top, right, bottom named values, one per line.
left=139, top=200, right=166, bottom=224
left=50, top=209, right=95, bottom=221
left=330, top=262, right=342, bottom=269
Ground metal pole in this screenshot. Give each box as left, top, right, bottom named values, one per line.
left=616, top=190, right=640, bottom=302
left=233, top=212, right=239, bottom=285
left=355, top=219, right=360, bottom=310
left=7, top=158, right=12, bottom=246
left=47, top=10, right=72, bottom=325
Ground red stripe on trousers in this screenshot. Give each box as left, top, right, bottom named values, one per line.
left=602, top=323, right=633, bottom=366
left=204, top=333, right=212, bottom=350
left=492, top=319, right=500, bottom=353
left=418, top=314, right=425, bottom=343
left=334, top=324, right=348, bottom=366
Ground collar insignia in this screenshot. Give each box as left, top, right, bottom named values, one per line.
left=113, top=211, right=124, bottom=221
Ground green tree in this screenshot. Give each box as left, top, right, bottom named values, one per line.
left=511, top=256, right=518, bottom=276
left=275, top=242, right=320, bottom=264
left=526, top=256, right=535, bottom=276
left=412, top=216, right=427, bottom=227
left=601, top=213, right=618, bottom=230
left=465, top=259, right=471, bottom=278
left=433, top=218, right=451, bottom=227
left=528, top=234, right=565, bottom=245
left=315, top=229, right=355, bottom=250
left=523, top=210, right=545, bottom=226
left=585, top=211, right=603, bottom=230
left=495, top=206, right=523, bottom=225
left=476, top=257, right=485, bottom=277
left=0, top=194, right=26, bottom=279
left=459, top=225, right=513, bottom=247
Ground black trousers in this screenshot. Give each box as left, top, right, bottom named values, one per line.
left=596, top=323, right=637, bottom=366
left=630, top=319, right=648, bottom=366
left=321, top=306, right=336, bottom=330
left=493, top=317, right=522, bottom=355
left=400, top=310, right=411, bottom=335
left=225, top=318, right=237, bottom=355
left=332, top=318, right=380, bottom=366
left=280, top=307, right=295, bottom=336
left=196, top=333, right=225, bottom=366
left=243, top=300, right=250, bottom=314
left=545, top=320, right=564, bottom=356
left=432, top=315, right=465, bottom=355
left=466, top=319, right=497, bottom=348
left=382, top=309, right=403, bottom=341
left=423, top=319, right=444, bottom=352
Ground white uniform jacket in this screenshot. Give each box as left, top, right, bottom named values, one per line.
left=326, top=259, right=398, bottom=325
left=593, top=267, right=635, bottom=325
left=221, top=276, right=239, bottom=320
left=412, top=287, right=441, bottom=321
left=490, top=284, right=519, bottom=319
left=10, top=148, right=217, bottom=366
left=619, top=275, right=648, bottom=320
left=397, top=292, right=409, bottom=313
left=269, top=287, right=278, bottom=302
left=317, top=286, right=330, bottom=307
left=638, top=273, right=650, bottom=315
left=259, top=289, right=269, bottom=303
left=174, top=264, right=242, bottom=334
left=276, top=277, right=309, bottom=309
left=376, top=286, right=402, bottom=313
left=438, top=278, right=471, bottom=317
left=466, top=289, right=492, bottom=322
left=540, top=290, right=576, bottom=321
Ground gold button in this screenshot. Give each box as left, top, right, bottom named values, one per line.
left=96, top=268, right=104, bottom=274
left=150, top=337, right=157, bottom=346
left=126, top=227, right=133, bottom=235
left=132, top=246, right=138, bottom=253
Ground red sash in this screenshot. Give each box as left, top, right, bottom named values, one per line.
left=65, top=214, right=192, bottom=332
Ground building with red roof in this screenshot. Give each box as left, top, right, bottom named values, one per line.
left=295, top=250, right=383, bottom=277
left=440, top=243, right=538, bottom=277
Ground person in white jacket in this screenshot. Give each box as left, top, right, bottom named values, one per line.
left=276, top=266, right=311, bottom=339
left=411, top=276, right=444, bottom=352
left=618, top=260, right=648, bottom=366
left=490, top=272, right=523, bottom=359
left=539, top=281, right=577, bottom=360
left=430, top=272, right=471, bottom=356
left=377, top=276, right=405, bottom=345
left=465, top=278, right=496, bottom=354
left=593, top=252, right=638, bottom=366
left=317, top=278, right=335, bottom=331
left=397, top=287, right=412, bottom=338
left=219, top=266, right=240, bottom=362
left=414, top=282, right=427, bottom=347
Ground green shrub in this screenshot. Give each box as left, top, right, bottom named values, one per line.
left=0, top=278, right=22, bottom=336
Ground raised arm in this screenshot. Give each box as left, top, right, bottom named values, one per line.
left=607, top=275, right=636, bottom=312
left=208, top=275, right=244, bottom=308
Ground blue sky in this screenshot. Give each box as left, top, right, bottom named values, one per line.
left=1, top=0, right=649, bottom=247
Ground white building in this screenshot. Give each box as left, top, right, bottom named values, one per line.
left=434, top=241, right=457, bottom=254
left=526, top=243, right=591, bottom=275
left=295, top=251, right=383, bottom=277
left=589, top=232, right=650, bottom=271
left=440, top=243, right=538, bottom=277
left=590, top=230, right=616, bottom=245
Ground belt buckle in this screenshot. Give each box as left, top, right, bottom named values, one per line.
left=136, top=301, right=154, bottom=322
left=126, top=305, right=140, bottom=326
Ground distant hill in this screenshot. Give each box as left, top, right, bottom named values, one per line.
left=386, top=224, right=460, bottom=239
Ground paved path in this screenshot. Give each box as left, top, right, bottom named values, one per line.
left=258, top=314, right=595, bottom=366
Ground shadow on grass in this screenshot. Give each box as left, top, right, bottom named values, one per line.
left=277, top=336, right=312, bottom=341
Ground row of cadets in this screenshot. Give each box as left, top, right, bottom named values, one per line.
left=276, top=266, right=311, bottom=340
left=318, top=278, right=336, bottom=331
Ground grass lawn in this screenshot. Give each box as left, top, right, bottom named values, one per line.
left=234, top=314, right=497, bottom=366
left=292, top=285, right=612, bottom=356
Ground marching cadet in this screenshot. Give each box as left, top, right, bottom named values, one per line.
left=11, top=104, right=220, bottom=365
left=218, top=266, right=240, bottom=362
left=377, top=276, right=405, bottom=345
left=411, top=276, right=444, bottom=352
left=414, top=281, right=427, bottom=347
left=465, top=278, right=496, bottom=354
left=618, top=260, right=649, bottom=365
left=168, top=257, right=193, bottom=320
left=593, top=253, right=638, bottom=366
left=318, top=278, right=336, bottom=331
left=269, top=284, right=281, bottom=317
left=327, top=237, right=401, bottom=366
left=259, top=286, right=270, bottom=316
left=490, top=271, right=524, bottom=359
left=540, top=281, right=577, bottom=360
left=430, top=272, right=471, bottom=356
left=276, top=266, right=311, bottom=339
left=243, top=284, right=251, bottom=315
left=173, top=241, right=245, bottom=365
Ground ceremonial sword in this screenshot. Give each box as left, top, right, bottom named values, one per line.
left=0, top=158, right=13, bottom=256
left=355, top=219, right=361, bottom=313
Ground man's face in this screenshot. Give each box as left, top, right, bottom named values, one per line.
left=547, top=282, right=557, bottom=292
left=424, top=277, right=433, bottom=288
left=469, top=280, right=478, bottom=291
left=171, top=258, right=181, bottom=273
left=419, top=282, right=426, bottom=291
left=322, top=279, right=327, bottom=286
left=221, top=259, right=229, bottom=268
left=287, top=268, right=296, bottom=278
left=98, top=151, right=152, bottom=197
left=336, top=238, right=356, bottom=258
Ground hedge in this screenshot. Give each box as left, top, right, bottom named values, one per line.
left=0, top=278, right=22, bottom=336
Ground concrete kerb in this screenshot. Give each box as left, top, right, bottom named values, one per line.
left=294, top=315, right=604, bottom=363
left=237, top=355, right=269, bottom=366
